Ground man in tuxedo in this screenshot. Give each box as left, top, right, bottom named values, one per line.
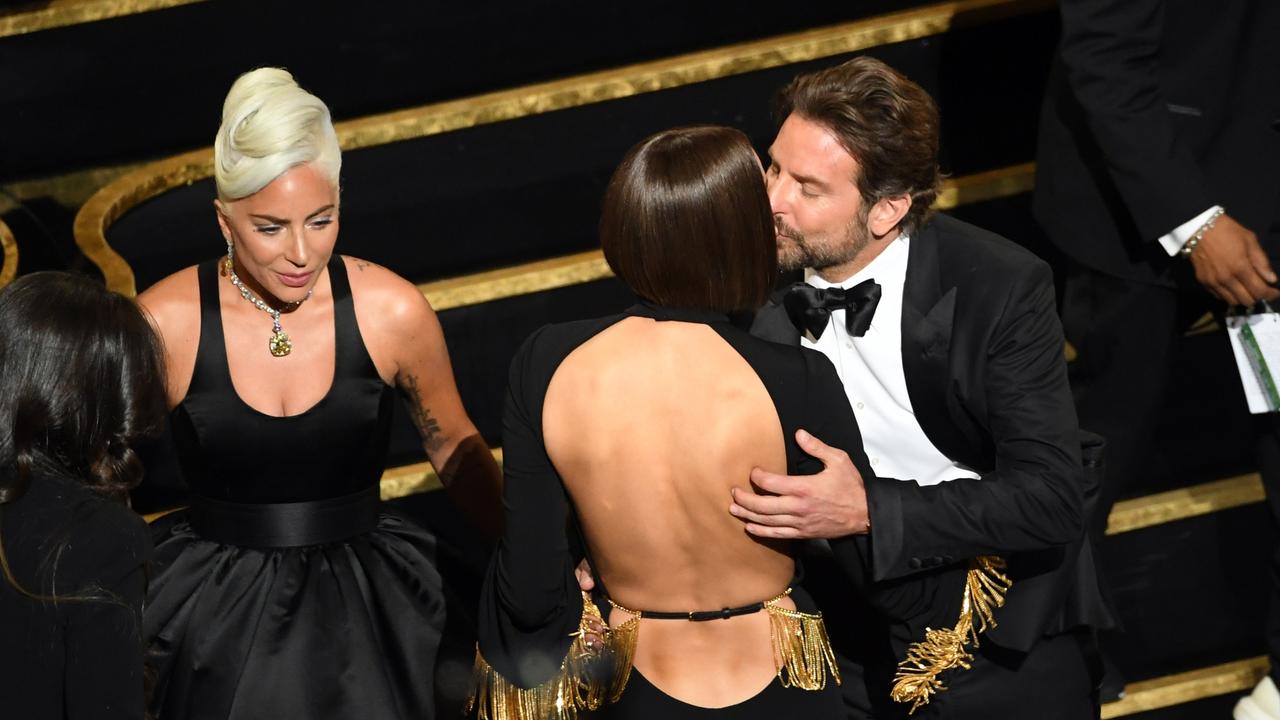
left=1033, top=1, right=1280, bottom=715
left=729, top=57, right=1110, bottom=718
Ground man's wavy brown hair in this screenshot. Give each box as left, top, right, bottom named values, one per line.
left=776, top=56, right=942, bottom=236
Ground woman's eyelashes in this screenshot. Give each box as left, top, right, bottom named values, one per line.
left=252, top=217, right=332, bottom=235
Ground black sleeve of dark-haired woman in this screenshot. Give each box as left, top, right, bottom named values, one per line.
left=61, top=506, right=153, bottom=720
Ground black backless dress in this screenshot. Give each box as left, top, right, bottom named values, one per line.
left=145, top=257, right=446, bottom=719
left=470, top=303, right=899, bottom=719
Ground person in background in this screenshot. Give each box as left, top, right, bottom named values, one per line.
left=1033, top=0, right=1280, bottom=709
left=0, top=271, right=168, bottom=719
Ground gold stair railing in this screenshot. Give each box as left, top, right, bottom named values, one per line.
left=1103, top=656, right=1268, bottom=719
left=0, top=217, right=17, bottom=289
left=0, top=0, right=207, bottom=38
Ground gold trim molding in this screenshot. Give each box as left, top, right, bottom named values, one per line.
left=1105, top=473, right=1265, bottom=536
left=0, top=0, right=206, bottom=38
left=75, top=0, right=1050, bottom=297
left=1102, top=656, right=1267, bottom=718
left=379, top=449, right=504, bottom=500
left=0, top=218, right=17, bottom=289
left=1, top=161, right=146, bottom=216
left=421, top=251, right=613, bottom=312
left=935, top=162, right=1036, bottom=208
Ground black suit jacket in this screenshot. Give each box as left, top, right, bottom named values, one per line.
left=752, top=213, right=1113, bottom=653
left=1034, top=0, right=1280, bottom=285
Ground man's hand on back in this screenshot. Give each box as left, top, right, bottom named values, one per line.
left=729, top=429, right=871, bottom=539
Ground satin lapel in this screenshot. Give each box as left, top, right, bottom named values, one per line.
left=750, top=290, right=802, bottom=346
left=901, top=225, right=970, bottom=464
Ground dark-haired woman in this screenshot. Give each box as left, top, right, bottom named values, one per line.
left=468, top=126, right=880, bottom=719
left=0, top=272, right=168, bottom=719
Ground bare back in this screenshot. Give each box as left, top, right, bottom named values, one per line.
left=543, top=317, right=796, bottom=706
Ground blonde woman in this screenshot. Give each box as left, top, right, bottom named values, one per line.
left=139, top=68, right=501, bottom=719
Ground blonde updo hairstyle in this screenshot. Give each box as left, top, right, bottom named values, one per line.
left=214, top=67, right=341, bottom=202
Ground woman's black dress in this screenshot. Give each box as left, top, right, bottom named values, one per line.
left=145, top=257, right=446, bottom=719
left=473, top=303, right=890, bottom=719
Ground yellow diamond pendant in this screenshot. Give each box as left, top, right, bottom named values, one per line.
left=269, top=329, right=293, bottom=357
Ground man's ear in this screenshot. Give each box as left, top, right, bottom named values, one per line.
left=868, top=194, right=912, bottom=238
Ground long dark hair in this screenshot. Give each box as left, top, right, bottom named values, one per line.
left=600, top=125, right=777, bottom=313
left=0, top=272, right=167, bottom=597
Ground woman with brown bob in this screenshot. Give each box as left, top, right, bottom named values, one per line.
left=0, top=272, right=168, bottom=719
left=468, top=126, right=878, bottom=718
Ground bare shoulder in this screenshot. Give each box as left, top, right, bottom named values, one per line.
left=135, top=265, right=202, bottom=405
left=342, top=255, right=437, bottom=328
left=342, top=256, right=442, bottom=382
left=136, top=265, right=201, bottom=334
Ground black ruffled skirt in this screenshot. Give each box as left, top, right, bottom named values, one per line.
left=144, top=510, right=446, bottom=719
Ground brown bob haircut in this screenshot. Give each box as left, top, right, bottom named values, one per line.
left=601, top=126, right=776, bottom=313
left=776, top=56, right=941, bottom=236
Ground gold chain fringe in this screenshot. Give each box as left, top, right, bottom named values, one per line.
left=612, top=588, right=840, bottom=692
left=890, top=555, right=1012, bottom=714
left=764, top=599, right=842, bottom=690
left=466, top=592, right=636, bottom=720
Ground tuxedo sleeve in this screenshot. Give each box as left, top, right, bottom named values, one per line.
left=800, top=350, right=945, bottom=619
left=1056, top=0, right=1214, bottom=239
left=865, top=261, right=1084, bottom=581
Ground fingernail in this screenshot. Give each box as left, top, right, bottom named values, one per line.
left=797, top=429, right=811, bottom=442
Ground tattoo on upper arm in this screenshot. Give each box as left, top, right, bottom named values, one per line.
left=356, top=260, right=371, bottom=271
left=401, top=373, right=445, bottom=452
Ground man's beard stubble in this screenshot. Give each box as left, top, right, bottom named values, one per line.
left=775, top=216, right=870, bottom=274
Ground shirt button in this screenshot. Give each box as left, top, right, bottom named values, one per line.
left=845, top=340, right=854, bottom=349
left=856, top=402, right=865, bottom=410
left=871, top=457, right=880, bottom=466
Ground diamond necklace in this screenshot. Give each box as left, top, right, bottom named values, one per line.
left=224, top=251, right=312, bottom=357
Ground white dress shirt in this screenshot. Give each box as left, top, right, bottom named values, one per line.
left=1158, top=205, right=1223, bottom=255
left=802, top=235, right=979, bottom=486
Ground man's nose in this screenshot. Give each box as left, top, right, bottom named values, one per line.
left=767, top=176, right=787, bottom=215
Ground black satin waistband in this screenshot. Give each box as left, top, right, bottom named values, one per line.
left=188, top=486, right=381, bottom=548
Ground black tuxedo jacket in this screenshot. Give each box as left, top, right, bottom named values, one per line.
left=1034, top=0, right=1280, bottom=286
left=752, top=213, right=1112, bottom=652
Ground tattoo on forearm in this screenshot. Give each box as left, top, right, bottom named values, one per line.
left=401, top=373, right=445, bottom=453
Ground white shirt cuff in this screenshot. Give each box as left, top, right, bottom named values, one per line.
left=1158, top=205, right=1223, bottom=256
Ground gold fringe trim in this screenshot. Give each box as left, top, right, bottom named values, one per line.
left=765, top=598, right=842, bottom=691
left=609, top=588, right=840, bottom=692
left=891, top=555, right=1012, bottom=714
left=466, top=592, right=635, bottom=720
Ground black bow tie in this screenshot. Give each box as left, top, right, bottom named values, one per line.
left=783, top=279, right=882, bottom=340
